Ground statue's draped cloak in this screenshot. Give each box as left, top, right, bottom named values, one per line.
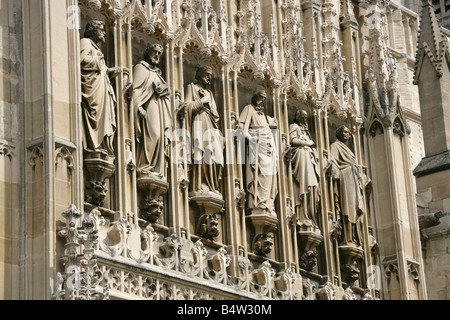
left=133, top=61, right=172, bottom=177
left=240, top=104, right=278, bottom=212
left=80, top=38, right=116, bottom=154
left=185, top=83, right=223, bottom=193
left=330, top=140, right=365, bottom=224
left=289, top=123, right=320, bottom=224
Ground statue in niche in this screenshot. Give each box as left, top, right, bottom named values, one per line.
left=185, top=65, right=224, bottom=196
left=80, top=20, right=121, bottom=156
left=239, top=90, right=278, bottom=217
left=329, top=125, right=365, bottom=247
left=133, top=43, right=174, bottom=178
left=289, top=109, right=320, bottom=229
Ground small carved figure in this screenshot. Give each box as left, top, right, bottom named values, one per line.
left=133, top=44, right=177, bottom=178
left=329, top=125, right=365, bottom=246
left=341, top=263, right=360, bottom=284
left=299, top=249, right=319, bottom=271
left=239, top=90, right=278, bottom=217
left=80, top=20, right=120, bottom=156
left=85, top=180, right=108, bottom=207
left=140, top=198, right=164, bottom=223
left=197, top=213, right=220, bottom=239
left=159, top=234, right=181, bottom=258
left=289, top=110, right=320, bottom=228
left=185, top=65, right=224, bottom=195
left=253, top=232, right=275, bottom=256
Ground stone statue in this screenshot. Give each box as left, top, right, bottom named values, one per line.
left=329, top=125, right=365, bottom=246
left=239, top=90, right=278, bottom=217
left=133, top=43, right=173, bottom=178
left=289, top=110, right=320, bottom=229
left=80, top=20, right=120, bottom=156
left=185, top=65, right=224, bottom=195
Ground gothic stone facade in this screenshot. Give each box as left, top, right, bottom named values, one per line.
left=0, top=0, right=432, bottom=300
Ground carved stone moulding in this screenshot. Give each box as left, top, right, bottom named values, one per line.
left=189, top=191, right=225, bottom=215
left=246, top=212, right=278, bottom=257
left=84, top=151, right=115, bottom=207
left=339, top=244, right=364, bottom=285
left=137, top=173, right=169, bottom=223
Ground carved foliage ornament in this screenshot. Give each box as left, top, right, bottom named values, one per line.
left=53, top=205, right=109, bottom=300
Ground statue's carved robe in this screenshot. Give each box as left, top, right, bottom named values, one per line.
left=80, top=38, right=117, bottom=155
left=289, top=123, right=320, bottom=225
left=133, top=61, right=172, bottom=178
left=185, top=83, right=224, bottom=194
left=240, top=104, right=278, bottom=215
left=330, top=140, right=365, bottom=245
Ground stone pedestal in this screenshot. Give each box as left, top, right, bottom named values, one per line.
left=189, top=191, right=224, bottom=239
left=246, top=209, right=279, bottom=256
left=339, top=244, right=364, bottom=285
left=189, top=191, right=224, bottom=215
left=298, top=222, right=323, bottom=271
left=137, top=173, right=169, bottom=223
left=84, top=151, right=115, bottom=207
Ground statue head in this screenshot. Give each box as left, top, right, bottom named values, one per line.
left=144, top=43, right=164, bottom=67
left=85, top=180, right=107, bottom=207
left=299, top=250, right=319, bottom=271
left=251, top=90, right=267, bottom=110
left=141, top=198, right=164, bottom=223
left=253, top=232, right=274, bottom=256
left=342, top=263, right=360, bottom=284
left=336, top=125, right=351, bottom=143
left=84, top=20, right=106, bottom=45
left=294, top=109, right=308, bottom=126
left=198, top=213, right=220, bottom=239
left=195, top=65, right=213, bottom=88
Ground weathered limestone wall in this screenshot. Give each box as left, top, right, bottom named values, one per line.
left=0, top=0, right=24, bottom=300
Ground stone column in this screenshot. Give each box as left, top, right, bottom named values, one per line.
left=22, top=0, right=83, bottom=299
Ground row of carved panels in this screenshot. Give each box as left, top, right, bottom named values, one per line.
left=54, top=204, right=377, bottom=300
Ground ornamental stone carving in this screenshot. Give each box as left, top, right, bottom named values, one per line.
left=133, top=43, right=172, bottom=179
left=329, top=125, right=367, bottom=284
left=240, top=90, right=279, bottom=256
left=132, top=43, right=185, bottom=222
left=185, top=65, right=224, bottom=199
left=185, top=65, right=225, bottom=238
left=329, top=125, right=366, bottom=247
left=81, top=20, right=120, bottom=207
left=81, top=20, right=119, bottom=157
left=289, top=110, right=321, bottom=231
left=240, top=90, right=278, bottom=217
left=42, top=0, right=425, bottom=301
left=53, top=205, right=109, bottom=300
